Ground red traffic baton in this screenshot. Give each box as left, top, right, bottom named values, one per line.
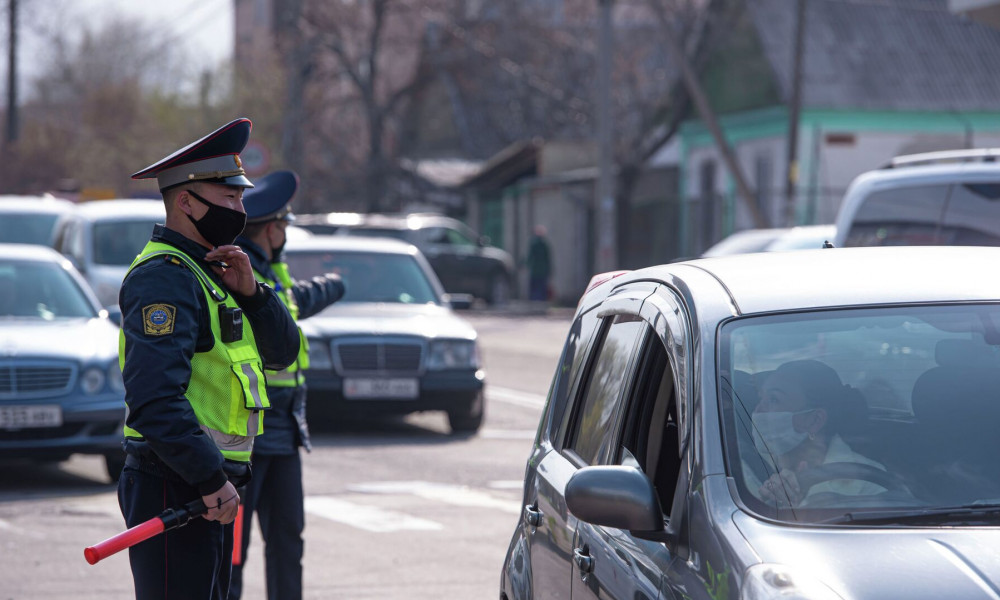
left=84, top=499, right=208, bottom=565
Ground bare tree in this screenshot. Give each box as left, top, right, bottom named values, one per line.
left=296, top=0, right=463, bottom=212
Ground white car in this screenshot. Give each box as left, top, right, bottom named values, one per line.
left=52, top=199, right=165, bottom=308
left=0, top=194, right=76, bottom=247
left=833, top=148, right=1000, bottom=248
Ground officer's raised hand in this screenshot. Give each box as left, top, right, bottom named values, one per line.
left=202, top=480, right=240, bottom=523
left=206, top=245, right=257, bottom=296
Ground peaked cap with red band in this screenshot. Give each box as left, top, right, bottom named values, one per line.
left=132, top=118, right=255, bottom=191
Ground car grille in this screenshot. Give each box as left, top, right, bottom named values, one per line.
left=0, top=362, right=76, bottom=399
left=334, top=340, right=422, bottom=374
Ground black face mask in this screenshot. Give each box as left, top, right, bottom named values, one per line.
left=185, top=189, right=247, bottom=247
left=270, top=225, right=287, bottom=263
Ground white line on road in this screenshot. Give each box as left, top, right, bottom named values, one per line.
left=349, top=481, right=521, bottom=514
left=478, top=428, right=536, bottom=439
left=304, top=496, right=444, bottom=533
left=487, top=386, right=546, bottom=409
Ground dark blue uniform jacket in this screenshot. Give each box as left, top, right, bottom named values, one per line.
left=119, top=225, right=299, bottom=495
left=236, top=236, right=346, bottom=454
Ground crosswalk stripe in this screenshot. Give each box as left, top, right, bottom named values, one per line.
left=305, top=496, right=443, bottom=533
left=487, top=386, right=546, bottom=409
left=478, top=428, right=536, bottom=439
left=349, top=481, right=521, bottom=514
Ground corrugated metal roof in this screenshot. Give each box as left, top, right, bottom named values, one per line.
left=748, top=0, right=1000, bottom=110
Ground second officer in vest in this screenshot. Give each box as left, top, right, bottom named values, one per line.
left=230, top=170, right=345, bottom=600
left=119, top=118, right=300, bottom=599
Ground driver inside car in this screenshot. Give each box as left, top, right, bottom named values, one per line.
left=746, top=359, right=887, bottom=507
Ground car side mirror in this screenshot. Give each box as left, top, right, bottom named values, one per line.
left=566, top=466, right=673, bottom=543
left=443, top=293, right=474, bottom=310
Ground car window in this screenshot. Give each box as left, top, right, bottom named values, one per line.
left=548, top=306, right=603, bottom=448
left=564, top=315, right=646, bottom=466
left=0, top=261, right=96, bottom=319
left=843, top=184, right=950, bottom=246
left=719, top=304, right=1000, bottom=521
left=422, top=227, right=452, bottom=245
left=444, top=226, right=477, bottom=247
left=615, top=328, right=683, bottom=512
left=285, top=250, right=439, bottom=305
left=940, top=182, right=1000, bottom=246
left=0, top=213, right=62, bottom=246
left=92, top=220, right=160, bottom=266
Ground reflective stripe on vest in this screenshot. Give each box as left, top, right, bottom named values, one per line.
left=120, top=242, right=270, bottom=463
left=255, top=262, right=309, bottom=387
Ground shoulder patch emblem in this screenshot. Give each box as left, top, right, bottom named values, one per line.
left=143, top=304, right=176, bottom=336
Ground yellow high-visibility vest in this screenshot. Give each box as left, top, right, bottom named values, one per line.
left=119, top=241, right=270, bottom=463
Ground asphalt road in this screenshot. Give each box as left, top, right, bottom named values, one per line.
left=0, top=310, right=573, bottom=600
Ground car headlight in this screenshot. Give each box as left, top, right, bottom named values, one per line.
left=81, top=366, right=106, bottom=395
left=426, top=339, right=480, bottom=370
left=742, top=564, right=844, bottom=600
left=108, top=362, right=125, bottom=393
left=307, top=339, right=333, bottom=370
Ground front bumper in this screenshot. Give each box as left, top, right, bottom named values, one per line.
left=0, top=394, right=126, bottom=460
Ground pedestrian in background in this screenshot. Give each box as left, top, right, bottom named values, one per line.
left=526, top=224, right=552, bottom=302
left=230, top=170, right=346, bottom=600
left=118, top=118, right=299, bottom=599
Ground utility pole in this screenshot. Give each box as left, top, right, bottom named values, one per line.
left=784, top=0, right=806, bottom=226
left=595, top=0, right=617, bottom=272
left=5, top=0, right=18, bottom=146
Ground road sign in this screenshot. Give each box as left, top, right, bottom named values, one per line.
left=241, top=141, right=271, bottom=177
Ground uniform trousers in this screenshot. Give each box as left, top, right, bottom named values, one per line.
left=118, top=465, right=234, bottom=600
left=229, top=451, right=305, bottom=600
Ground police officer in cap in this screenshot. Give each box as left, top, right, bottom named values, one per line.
left=229, top=170, right=345, bottom=600
left=118, top=118, right=300, bottom=599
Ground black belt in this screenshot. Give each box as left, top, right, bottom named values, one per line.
left=124, top=453, right=183, bottom=483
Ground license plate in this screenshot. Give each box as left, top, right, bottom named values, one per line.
left=0, top=405, right=63, bottom=429
left=343, top=378, right=419, bottom=400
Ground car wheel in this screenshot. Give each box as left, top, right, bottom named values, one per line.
left=104, top=453, right=126, bottom=484
left=447, top=392, right=484, bottom=434
left=489, top=272, right=511, bottom=306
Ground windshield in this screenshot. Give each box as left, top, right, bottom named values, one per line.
left=0, top=213, right=62, bottom=246
left=92, top=219, right=160, bottom=265
left=284, top=250, right=439, bottom=305
left=719, top=304, right=1000, bottom=524
left=0, top=260, right=96, bottom=319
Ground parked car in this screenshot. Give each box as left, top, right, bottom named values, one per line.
left=833, top=148, right=1000, bottom=248
left=501, top=245, right=1000, bottom=600
left=0, top=244, right=126, bottom=482
left=297, top=212, right=515, bottom=305
left=702, top=224, right=835, bottom=257
left=52, top=199, right=165, bottom=308
left=283, top=235, right=485, bottom=433
left=0, top=194, right=76, bottom=247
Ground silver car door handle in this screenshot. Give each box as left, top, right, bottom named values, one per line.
left=524, top=504, right=542, bottom=527
left=573, top=547, right=593, bottom=574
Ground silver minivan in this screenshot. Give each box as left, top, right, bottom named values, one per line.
left=501, top=246, right=1000, bottom=600
left=832, top=149, right=1000, bottom=248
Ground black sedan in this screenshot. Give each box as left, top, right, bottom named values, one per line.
left=0, top=244, right=125, bottom=481
left=284, top=236, right=486, bottom=434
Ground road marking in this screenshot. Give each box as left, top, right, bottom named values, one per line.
left=488, top=386, right=546, bottom=409
left=478, top=428, right=536, bottom=439
left=488, top=480, right=525, bottom=490
left=349, top=481, right=521, bottom=514
left=305, top=496, right=443, bottom=533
